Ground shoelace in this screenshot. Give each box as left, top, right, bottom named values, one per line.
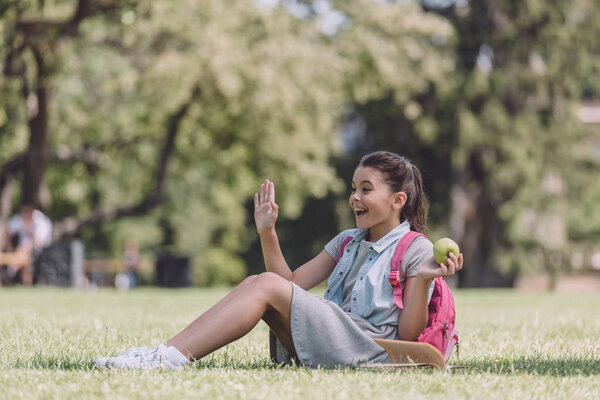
left=118, top=347, right=147, bottom=357
left=131, top=347, right=161, bottom=361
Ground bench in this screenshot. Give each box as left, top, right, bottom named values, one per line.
left=84, top=259, right=127, bottom=275
left=84, top=259, right=151, bottom=274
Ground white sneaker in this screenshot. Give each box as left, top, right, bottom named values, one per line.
left=118, top=346, right=148, bottom=357
left=94, top=346, right=148, bottom=370
left=93, top=357, right=110, bottom=370
left=105, top=345, right=184, bottom=371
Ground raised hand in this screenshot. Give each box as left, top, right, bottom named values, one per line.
left=417, top=252, right=464, bottom=281
left=254, top=179, right=279, bottom=235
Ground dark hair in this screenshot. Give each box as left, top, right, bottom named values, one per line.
left=358, top=151, right=429, bottom=234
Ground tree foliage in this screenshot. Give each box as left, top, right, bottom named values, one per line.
left=340, top=0, right=600, bottom=286
left=1, top=0, right=598, bottom=287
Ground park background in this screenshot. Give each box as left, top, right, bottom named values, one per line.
left=1, top=0, right=600, bottom=290
left=1, top=2, right=600, bottom=399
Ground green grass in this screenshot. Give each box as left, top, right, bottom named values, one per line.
left=1, top=287, right=599, bottom=399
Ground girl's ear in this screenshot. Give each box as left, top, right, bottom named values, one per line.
left=393, top=192, right=407, bottom=210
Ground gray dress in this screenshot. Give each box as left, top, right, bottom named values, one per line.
left=275, top=235, right=433, bottom=368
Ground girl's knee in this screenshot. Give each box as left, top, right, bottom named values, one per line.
left=252, top=272, right=291, bottom=298
left=240, top=275, right=259, bottom=286
left=256, top=271, right=287, bottom=286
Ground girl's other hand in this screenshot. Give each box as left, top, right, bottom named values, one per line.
left=254, top=180, right=279, bottom=235
left=417, top=252, right=464, bottom=281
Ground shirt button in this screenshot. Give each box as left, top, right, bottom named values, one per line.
left=353, top=298, right=356, bottom=301
left=339, top=271, right=343, bottom=275
left=368, top=257, right=372, bottom=261
left=346, top=248, right=350, bottom=253
left=360, top=277, right=363, bottom=280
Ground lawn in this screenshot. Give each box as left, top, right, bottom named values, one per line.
left=1, top=286, right=599, bottom=399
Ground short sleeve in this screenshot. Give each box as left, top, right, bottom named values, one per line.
left=403, top=237, right=434, bottom=277
left=324, top=231, right=349, bottom=262
left=35, top=213, right=53, bottom=246
left=7, top=215, right=21, bottom=235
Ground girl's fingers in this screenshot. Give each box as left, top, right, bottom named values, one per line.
left=264, top=180, right=271, bottom=204
left=438, top=264, right=448, bottom=276
left=457, top=254, right=464, bottom=270
left=447, top=253, right=458, bottom=275
left=258, top=180, right=275, bottom=206
left=269, top=181, right=275, bottom=203
left=254, top=193, right=259, bottom=210
left=446, top=258, right=455, bottom=275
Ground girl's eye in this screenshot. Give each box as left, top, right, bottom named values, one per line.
left=350, top=187, right=356, bottom=193
left=363, top=187, right=371, bottom=192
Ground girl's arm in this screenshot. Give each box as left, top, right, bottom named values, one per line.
left=396, top=252, right=463, bottom=341
left=255, top=180, right=337, bottom=290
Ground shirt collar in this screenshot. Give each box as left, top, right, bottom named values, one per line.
left=370, top=221, right=412, bottom=253
left=351, top=228, right=370, bottom=243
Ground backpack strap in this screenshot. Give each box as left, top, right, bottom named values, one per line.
left=388, top=231, right=427, bottom=309
left=336, top=236, right=354, bottom=264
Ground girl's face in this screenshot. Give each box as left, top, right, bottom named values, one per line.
left=349, top=166, right=406, bottom=242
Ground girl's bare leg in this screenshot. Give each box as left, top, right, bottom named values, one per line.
left=166, top=272, right=297, bottom=360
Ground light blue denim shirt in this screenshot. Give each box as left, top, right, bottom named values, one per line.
left=323, top=221, right=433, bottom=327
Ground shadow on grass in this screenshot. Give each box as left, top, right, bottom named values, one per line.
left=7, top=354, right=599, bottom=376
left=5, top=354, right=282, bottom=371
left=192, top=358, right=286, bottom=370
left=461, top=355, right=600, bottom=376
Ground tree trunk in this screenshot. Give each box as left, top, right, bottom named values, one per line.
left=0, top=175, right=16, bottom=247
left=448, top=152, right=513, bottom=287
left=22, top=47, right=50, bottom=209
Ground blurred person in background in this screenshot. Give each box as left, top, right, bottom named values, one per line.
left=1, top=204, right=52, bottom=286
left=115, top=240, right=142, bottom=290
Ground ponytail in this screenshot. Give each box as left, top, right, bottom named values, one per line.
left=359, top=151, right=429, bottom=234
left=405, top=165, right=429, bottom=234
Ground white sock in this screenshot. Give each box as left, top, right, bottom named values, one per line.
left=165, top=345, right=190, bottom=367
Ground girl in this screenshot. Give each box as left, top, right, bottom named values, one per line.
left=94, top=151, right=463, bottom=370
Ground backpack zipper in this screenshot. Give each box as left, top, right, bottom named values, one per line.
left=453, top=332, right=460, bottom=359
left=445, top=321, right=459, bottom=357
left=443, top=326, right=460, bottom=362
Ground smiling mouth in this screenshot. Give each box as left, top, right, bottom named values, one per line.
left=354, top=207, right=368, bottom=217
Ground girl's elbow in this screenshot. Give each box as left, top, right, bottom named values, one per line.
left=396, top=319, right=427, bottom=341
left=396, top=329, right=420, bottom=342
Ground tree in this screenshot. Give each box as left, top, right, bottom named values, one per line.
left=0, top=1, right=352, bottom=283
left=1, top=0, right=139, bottom=208
left=3, top=0, right=596, bottom=288
left=336, top=0, right=600, bottom=286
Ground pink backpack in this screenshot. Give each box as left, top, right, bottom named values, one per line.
left=339, top=231, right=459, bottom=362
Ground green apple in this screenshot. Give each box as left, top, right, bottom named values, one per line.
left=433, top=238, right=460, bottom=264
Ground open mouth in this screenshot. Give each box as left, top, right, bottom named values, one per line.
left=354, top=207, right=368, bottom=218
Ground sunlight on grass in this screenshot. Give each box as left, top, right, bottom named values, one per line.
left=1, top=287, right=599, bottom=399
